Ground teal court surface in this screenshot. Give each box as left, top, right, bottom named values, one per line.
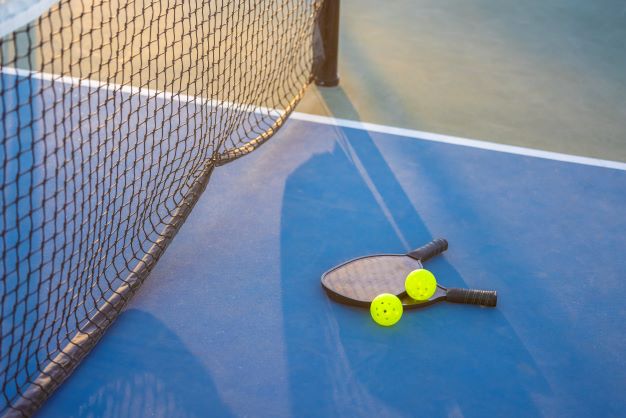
left=25, top=84, right=625, bottom=417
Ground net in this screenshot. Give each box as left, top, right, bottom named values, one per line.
left=0, top=0, right=336, bottom=415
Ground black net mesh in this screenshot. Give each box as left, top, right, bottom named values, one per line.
left=0, top=0, right=325, bottom=415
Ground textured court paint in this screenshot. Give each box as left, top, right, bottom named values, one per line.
left=0, top=67, right=284, bottom=119
left=291, top=112, right=626, bottom=171
left=6, top=67, right=624, bottom=171
left=38, top=117, right=626, bottom=418
left=297, top=0, right=626, bottom=162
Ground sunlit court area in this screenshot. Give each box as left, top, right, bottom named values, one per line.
left=1, top=1, right=625, bottom=417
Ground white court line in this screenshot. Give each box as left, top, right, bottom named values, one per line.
left=3, top=66, right=625, bottom=171
left=291, top=113, right=626, bottom=171
left=1, top=67, right=283, bottom=119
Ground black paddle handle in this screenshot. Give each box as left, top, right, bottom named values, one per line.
left=407, top=238, right=448, bottom=262
left=446, top=288, right=497, bottom=307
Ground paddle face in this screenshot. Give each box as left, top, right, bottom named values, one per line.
left=321, top=254, right=448, bottom=310
left=321, top=238, right=497, bottom=311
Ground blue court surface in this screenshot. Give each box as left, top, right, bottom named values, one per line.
left=31, top=99, right=626, bottom=417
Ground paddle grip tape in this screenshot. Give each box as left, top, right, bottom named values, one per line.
left=407, top=238, right=448, bottom=262
left=446, top=288, right=497, bottom=307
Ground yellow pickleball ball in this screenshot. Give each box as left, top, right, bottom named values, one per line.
left=370, top=293, right=403, bottom=326
left=405, top=269, right=437, bottom=301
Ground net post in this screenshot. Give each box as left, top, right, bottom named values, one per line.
left=314, top=0, right=340, bottom=87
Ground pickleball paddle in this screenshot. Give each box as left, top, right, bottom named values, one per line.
left=321, top=238, right=497, bottom=310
